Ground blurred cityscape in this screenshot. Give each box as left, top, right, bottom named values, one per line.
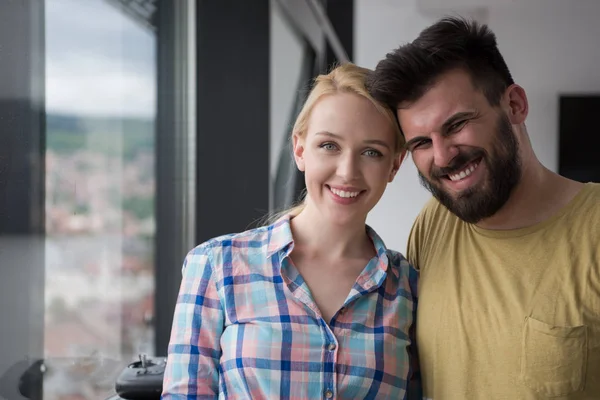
left=43, top=113, right=155, bottom=399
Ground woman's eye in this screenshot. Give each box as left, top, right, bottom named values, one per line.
left=364, top=149, right=383, bottom=157
left=320, top=142, right=337, bottom=151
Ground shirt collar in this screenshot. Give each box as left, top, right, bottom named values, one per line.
left=365, top=224, right=396, bottom=279
left=266, top=215, right=394, bottom=278
left=266, top=215, right=295, bottom=259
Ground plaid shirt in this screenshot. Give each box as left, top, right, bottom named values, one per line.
left=162, top=216, right=419, bottom=399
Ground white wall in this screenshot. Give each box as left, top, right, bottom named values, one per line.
left=356, top=0, right=600, bottom=253
left=488, top=0, right=600, bottom=169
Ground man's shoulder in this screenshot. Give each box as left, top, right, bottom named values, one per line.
left=413, top=196, right=456, bottom=232
left=568, top=182, right=600, bottom=234
left=420, top=196, right=445, bottom=215
left=407, top=197, right=459, bottom=269
left=581, top=182, right=600, bottom=205
left=563, top=182, right=600, bottom=226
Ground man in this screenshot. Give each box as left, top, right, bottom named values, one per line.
left=368, top=17, right=600, bottom=399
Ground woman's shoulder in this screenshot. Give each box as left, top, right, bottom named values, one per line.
left=184, top=217, right=292, bottom=271
left=365, top=225, right=417, bottom=275
left=199, top=223, right=274, bottom=250
left=385, top=248, right=409, bottom=266
left=385, top=249, right=417, bottom=275
left=385, top=249, right=419, bottom=289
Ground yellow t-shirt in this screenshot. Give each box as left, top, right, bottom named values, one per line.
left=408, top=182, right=600, bottom=400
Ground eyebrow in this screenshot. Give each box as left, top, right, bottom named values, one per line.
left=404, top=110, right=480, bottom=150
left=315, top=131, right=392, bottom=150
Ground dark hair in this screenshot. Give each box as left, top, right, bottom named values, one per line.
left=367, top=17, right=514, bottom=109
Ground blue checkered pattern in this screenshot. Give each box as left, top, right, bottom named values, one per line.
left=162, top=215, right=419, bottom=399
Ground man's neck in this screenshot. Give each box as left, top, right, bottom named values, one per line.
left=476, top=161, right=584, bottom=231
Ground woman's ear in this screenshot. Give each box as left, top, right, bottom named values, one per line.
left=292, top=133, right=306, bottom=172
left=388, top=150, right=404, bottom=182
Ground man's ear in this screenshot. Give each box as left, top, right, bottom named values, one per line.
left=388, top=150, right=404, bottom=182
left=504, top=84, right=528, bottom=124
left=292, top=133, right=306, bottom=172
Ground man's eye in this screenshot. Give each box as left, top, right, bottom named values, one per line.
left=410, top=139, right=431, bottom=151
left=449, top=120, right=467, bottom=132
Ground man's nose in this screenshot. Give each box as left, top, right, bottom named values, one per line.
left=432, top=135, right=459, bottom=168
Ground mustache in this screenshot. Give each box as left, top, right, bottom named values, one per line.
left=430, top=149, right=484, bottom=179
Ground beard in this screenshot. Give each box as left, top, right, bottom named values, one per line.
left=419, top=113, right=522, bottom=224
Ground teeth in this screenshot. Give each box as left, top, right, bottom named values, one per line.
left=449, top=163, right=478, bottom=182
left=330, top=188, right=360, bottom=198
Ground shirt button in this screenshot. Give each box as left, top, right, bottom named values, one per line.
left=327, top=343, right=336, bottom=351
left=324, top=389, right=333, bottom=398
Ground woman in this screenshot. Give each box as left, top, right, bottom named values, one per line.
left=161, top=63, right=419, bottom=399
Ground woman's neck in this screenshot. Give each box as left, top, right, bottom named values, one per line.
left=289, top=205, right=374, bottom=260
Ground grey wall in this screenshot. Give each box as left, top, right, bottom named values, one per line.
left=0, top=0, right=45, bottom=387
left=270, top=1, right=306, bottom=193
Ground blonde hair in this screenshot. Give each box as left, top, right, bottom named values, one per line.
left=268, top=62, right=404, bottom=223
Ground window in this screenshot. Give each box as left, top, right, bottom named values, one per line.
left=270, top=0, right=351, bottom=211
left=44, top=0, right=157, bottom=398
left=0, top=1, right=197, bottom=399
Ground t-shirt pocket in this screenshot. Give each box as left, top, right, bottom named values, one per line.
left=519, top=316, right=587, bottom=397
